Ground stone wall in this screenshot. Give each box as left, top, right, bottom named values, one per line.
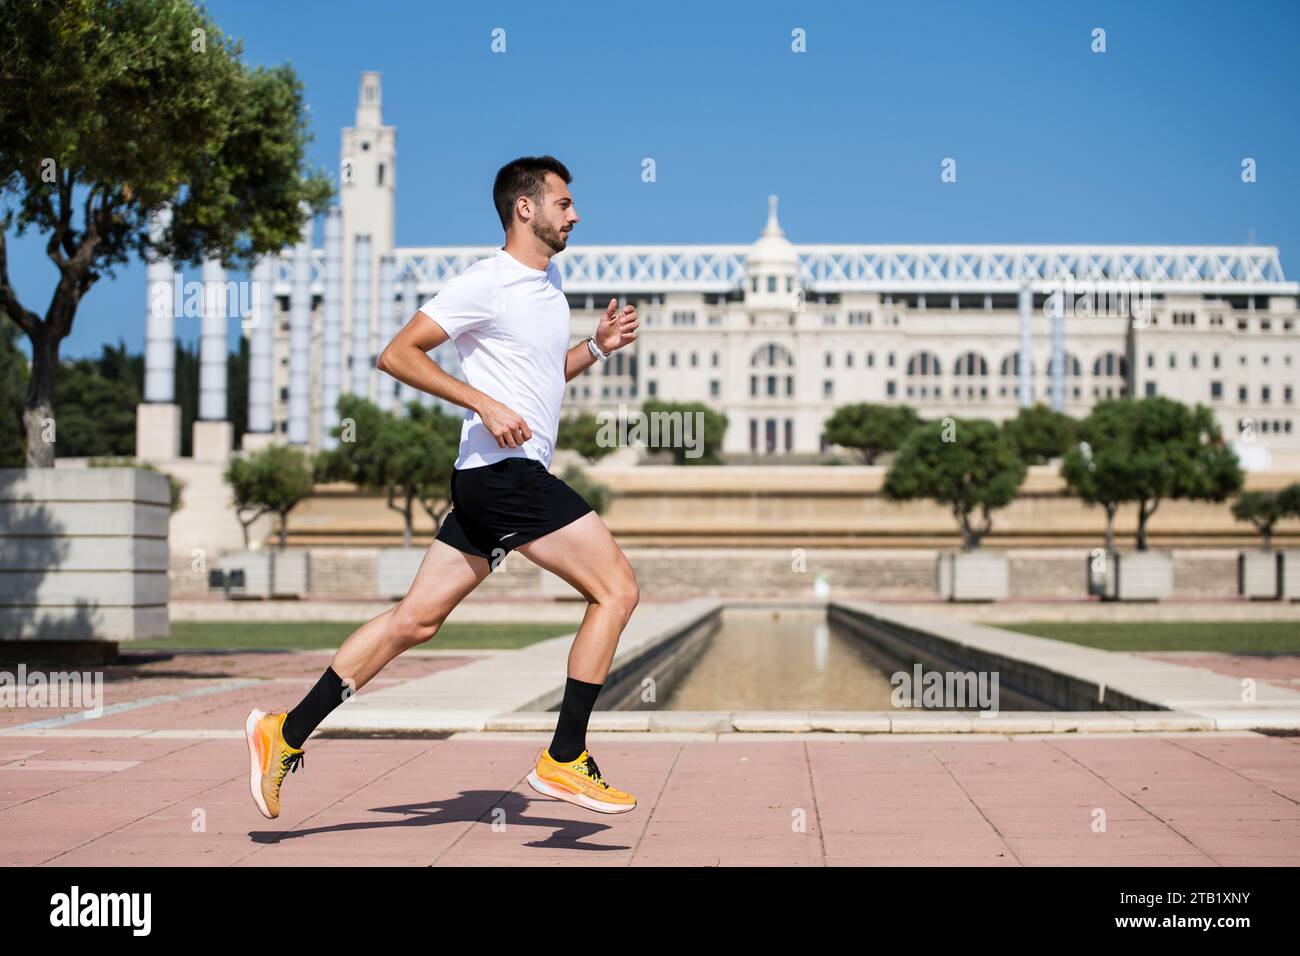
left=277, top=464, right=1300, bottom=550
left=1172, top=550, right=1241, bottom=600
left=169, top=545, right=1268, bottom=602
left=0, top=468, right=170, bottom=641
left=1008, top=550, right=1090, bottom=599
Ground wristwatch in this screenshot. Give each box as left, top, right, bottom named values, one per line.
left=586, top=335, right=609, bottom=362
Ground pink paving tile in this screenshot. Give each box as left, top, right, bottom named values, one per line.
left=0, top=651, right=480, bottom=732
left=0, top=758, right=140, bottom=772
left=1014, top=855, right=1213, bottom=867
left=826, top=855, right=1022, bottom=867
left=0, top=749, right=46, bottom=762
left=2, top=734, right=1299, bottom=866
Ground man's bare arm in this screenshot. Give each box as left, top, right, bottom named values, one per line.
left=376, top=311, right=533, bottom=449
left=563, top=299, right=639, bottom=382
left=564, top=339, right=600, bottom=382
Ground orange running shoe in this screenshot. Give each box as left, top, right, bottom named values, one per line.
left=244, top=709, right=305, bottom=819
left=526, top=748, right=637, bottom=814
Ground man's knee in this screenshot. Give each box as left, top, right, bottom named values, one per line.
left=596, top=569, right=639, bottom=620
left=389, top=601, right=444, bottom=647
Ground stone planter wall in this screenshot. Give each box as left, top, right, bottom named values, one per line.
left=937, top=551, right=1011, bottom=602
left=1110, top=551, right=1175, bottom=601
left=0, top=468, right=170, bottom=641
left=1239, top=550, right=1283, bottom=600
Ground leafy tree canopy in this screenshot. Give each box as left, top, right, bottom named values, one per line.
left=823, top=403, right=921, bottom=464
left=883, top=418, right=1027, bottom=549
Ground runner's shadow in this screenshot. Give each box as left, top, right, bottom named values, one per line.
left=249, top=789, right=630, bottom=851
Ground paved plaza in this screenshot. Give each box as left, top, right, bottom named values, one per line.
left=2, top=626, right=1298, bottom=866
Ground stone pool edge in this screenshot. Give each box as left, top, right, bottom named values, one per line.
left=316, top=598, right=1300, bottom=735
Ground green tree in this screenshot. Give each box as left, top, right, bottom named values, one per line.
left=405, top=401, right=462, bottom=534
left=0, top=315, right=26, bottom=466
left=1281, top=483, right=1300, bottom=525
left=88, top=456, right=185, bottom=514
left=1231, top=484, right=1300, bottom=552
left=639, top=399, right=727, bottom=465
left=228, top=335, right=249, bottom=448
left=174, top=340, right=200, bottom=458
left=557, top=411, right=617, bottom=463
left=883, top=418, right=1028, bottom=550
left=823, top=403, right=921, bottom=464
left=316, top=396, right=459, bottom=546
left=1063, top=397, right=1243, bottom=552
left=0, top=0, right=331, bottom=466
left=1061, top=401, right=1139, bottom=553
left=1125, top=398, right=1242, bottom=550
left=52, top=346, right=142, bottom=456
left=225, top=443, right=314, bottom=550
left=1003, top=404, right=1077, bottom=465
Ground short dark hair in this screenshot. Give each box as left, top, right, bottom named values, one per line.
left=493, top=156, right=572, bottom=231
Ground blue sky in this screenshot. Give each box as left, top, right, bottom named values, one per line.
left=7, top=0, right=1299, bottom=358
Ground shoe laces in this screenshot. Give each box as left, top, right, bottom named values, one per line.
left=575, top=754, right=609, bottom=790
left=276, top=749, right=304, bottom=784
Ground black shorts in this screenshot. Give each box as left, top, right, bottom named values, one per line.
left=435, top=457, right=593, bottom=567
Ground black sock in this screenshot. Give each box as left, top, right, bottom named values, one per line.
left=282, top=667, right=349, bottom=749
left=548, top=677, right=603, bottom=763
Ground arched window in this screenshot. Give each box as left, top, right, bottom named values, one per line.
left=998, top=352, right=1034, bottom=398
left=1049, top=353, right=1083, bottom=400
left=750, top=343, right=795, bottom=368
left=951, top=352, right=990, bottom=401
left=905, top=351, right=942, bottom=399
left=998, top=352, right=1034, bottom=377
left=1091, top=351, right=1129, bottom=398
left=952, top=352, right=989, bottom=376
left=906, top=351, right=942, bottom=376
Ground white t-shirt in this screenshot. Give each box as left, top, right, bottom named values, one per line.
left=418, top=247, right=571, bottom=470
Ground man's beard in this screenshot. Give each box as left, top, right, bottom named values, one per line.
left=532, top=217, right=568, bottom=253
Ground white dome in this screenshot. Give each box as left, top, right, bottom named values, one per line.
left=748, top=194, right=797, bottom=268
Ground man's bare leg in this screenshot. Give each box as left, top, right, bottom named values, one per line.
left=279, top=540, right=491, bottom=747
left=513, top=511, right=638, bottom=768
left=246, top=539, right=490, bottom=818
left=330, top=540, right=492, bottom=692
left=513, top=511, right=640, bottom=684
left=514, top=511, right=640, bottom=811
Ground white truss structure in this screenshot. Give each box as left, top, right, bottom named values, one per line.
left=273, top=244, right=1295, bottom=297
left=795, top=245, right=1294, bottom=295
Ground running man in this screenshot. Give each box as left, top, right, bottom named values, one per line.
left=245, top=156, right=642, bottom=817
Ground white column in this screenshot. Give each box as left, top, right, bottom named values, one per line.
left=376, top=254, right=396, bottom=411
left=321, top=207, right=343, bottom=448
left=199, top=258, right=227, bottom=421
left=144, top=206, right=175, bottom=403
left=350, top=234, right=373, bottom=399
left=247, top=256, right=276, bottom=434
left=398, top=274, right=421, bottom=409
left=288, top=209, right=313, bottom=445
left=1017, top=286, right=1032, bottom=408
left=1050, top=288, right=1066, bottom=411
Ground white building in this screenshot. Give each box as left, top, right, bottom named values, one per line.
left=142, top=74, right=1300, bottom=463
